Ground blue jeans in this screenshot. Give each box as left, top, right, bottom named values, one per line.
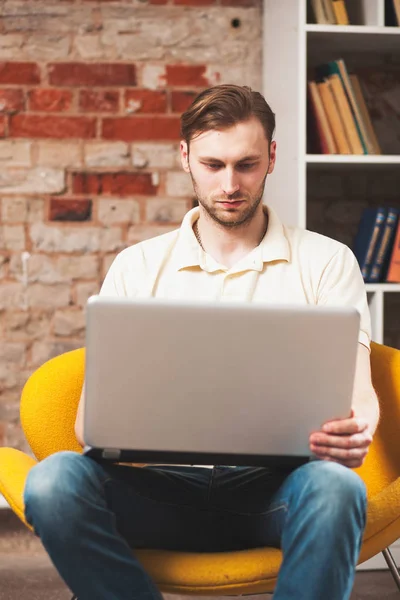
left=24, top=452, right=367, bottom=600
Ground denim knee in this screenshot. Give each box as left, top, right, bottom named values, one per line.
left=293, top=460, right=367, bottom=516
left=24, top=451, right=107, bottom=534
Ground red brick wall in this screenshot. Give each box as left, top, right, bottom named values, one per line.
left=0, top=0, right=263, bottom=450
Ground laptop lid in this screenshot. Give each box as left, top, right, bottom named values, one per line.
left=83, top=296, right=360, bottom=467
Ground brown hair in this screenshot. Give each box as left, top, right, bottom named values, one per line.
left=180, top=84, right=276, bottom=147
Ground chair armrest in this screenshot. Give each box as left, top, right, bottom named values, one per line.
left=0, top=447, right=37, bottom=528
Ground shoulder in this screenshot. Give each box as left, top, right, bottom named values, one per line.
left=285, top=224, right=354, bottom=265
left=113, top=227, right=181, bottom=270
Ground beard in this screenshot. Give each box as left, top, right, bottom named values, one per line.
left=190, top=171, right=268, bottom=229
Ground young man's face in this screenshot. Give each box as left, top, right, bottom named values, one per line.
left=180, top=117, right=276, bottom=228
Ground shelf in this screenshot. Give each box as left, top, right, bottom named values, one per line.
left=365, top=284, right=400, bottom=292
left=306, top=155, right=400, bottom=168
left=306, top=24, right=400, bottom=54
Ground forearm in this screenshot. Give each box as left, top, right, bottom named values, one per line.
left=352, top=388, right=380, bottom=437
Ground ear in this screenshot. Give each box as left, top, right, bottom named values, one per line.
left=180, top=140, right=190, bottom=173
left=267, top=141, right=277, bottom=174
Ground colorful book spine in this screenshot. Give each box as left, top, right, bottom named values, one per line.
left=353, top=207, right=387, bottom=281
left=368, top=208, right=400, bottom=283
left=386, top=219, right=400, bottom=283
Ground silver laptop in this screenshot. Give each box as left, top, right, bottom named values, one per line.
left=83, top=296, right=360, bottom=467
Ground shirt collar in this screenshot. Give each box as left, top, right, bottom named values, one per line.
left=174, top=205, right=290, bottom=273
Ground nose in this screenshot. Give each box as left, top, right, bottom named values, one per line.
left=221, top=168, right=240, bottom=196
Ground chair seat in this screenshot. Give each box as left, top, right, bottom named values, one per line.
left=136, top=547, right=282, bottom=594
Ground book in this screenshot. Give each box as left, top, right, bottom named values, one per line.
left=349, top=74, right=382, bottom=155
left=316, top=60, right=370, bottom=154
left=393, top=0, right=400, bottom=25
left=317, top=79, right=351, bottom=154
left=323, top=0, right=337, bottom=23
left=385, top=0, right=400, bottom=25
left=386, top=219, right=400, bottom=282
left=353, top=207, right=387, bottom=281
left=368, top=208, right=400, bottom=283
left=307, top=81, right=337, bottom=153
left=331, top=0, right=350, bottom=25
left=327, top=73, right=364, bottom=154
left=311, top=0, right=336, bottom=24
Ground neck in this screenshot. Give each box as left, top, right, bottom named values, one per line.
left=195, top=207, right=268, bottom=269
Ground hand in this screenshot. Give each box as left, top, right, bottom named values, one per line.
left=309, top=409, right=373, bottom=468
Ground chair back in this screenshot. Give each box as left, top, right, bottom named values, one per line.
left=20, top=348, right=85, bottom=460
left=355, top=342, right=400, bottom=497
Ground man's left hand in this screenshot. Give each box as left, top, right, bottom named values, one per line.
left=309, top=409, right=373, bottom=468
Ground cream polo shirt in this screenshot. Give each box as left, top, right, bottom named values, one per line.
left=100, top=206, right=371, bottom=350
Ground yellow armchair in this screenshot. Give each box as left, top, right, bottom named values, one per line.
left=1, top=342, right=400, bottom=595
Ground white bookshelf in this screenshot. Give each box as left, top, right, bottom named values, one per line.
left=263, top=0, right=400, bottom=569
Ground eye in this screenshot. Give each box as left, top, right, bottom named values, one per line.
left=237, top=163, right=256, bottom=171
left=206, top=163, right=222, bottom=170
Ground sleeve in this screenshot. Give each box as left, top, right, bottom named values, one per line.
left=99, top=252, right=128, bottom=297
left=317, top=244, right=372, bottom=352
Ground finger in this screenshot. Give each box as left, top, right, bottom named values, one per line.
left=322, top=418, right=369, bottom=435
left=310, top=444, right=368, bottom=462
left=310, top=431, right=372, bottom=449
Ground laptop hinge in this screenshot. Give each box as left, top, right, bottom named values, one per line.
left=102, top=448, right=121, bottom=460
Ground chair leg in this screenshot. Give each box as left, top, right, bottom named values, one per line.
left=382, top=547, right=400, bottom=591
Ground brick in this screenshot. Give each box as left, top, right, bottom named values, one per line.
left=0, top=225, right=26, bottom=250
left=74, top=281, right=99, bottom=307
left=30, top=223, right=123, bottom=253
left=0, top=89, right=25, bottom=113
left=102, top=116, right=181, bottom=141
left=174, top=0, right=215, bottom=4
left=0, top=34, right=25, bottom=61
left=171, top=90, right=197, bottom=113
left=57, top=255, right=99, bottom=281
left=132, top=143, right=179, bottom=169
left=0, top=342, right=26, bottom=365
left=29, top=89, right=73, bottom=112
left=1, top=197, right=28, bottom=223
left=146, top=198, right=188, bottom=223
left=127, top=223, right=176, bottom=245
left=36, top=141, right=82, bottom=168
left=148, top=0, right=168, bottom=4
left=24, top=33, right=71, bottom=61
left=0, top=62, right=40, bottom=85
left=27, top=284, right=70, bottom=308
left=84, top=142, right=129, bottom=168
left=0, top=168, right=64, bottom=194
left=98, top=198, right=140, bottom=225
left=74, top=35, right=105, bottom=61
left=0, top=141, right=32, bottom=167
left=79, top=90, right=120, bottom=113
left=140, top=64, right=166, bottom=90
left=125, top=90, right=167, bottom=114
left=50, top=198, right=93, bottom=222
left=166, top=65, right=208, bottom=87
left=166, top=171, right=194, bottom=197
left=0, top=283, right=24, bottom=310
left=54, top=308, right=85, bottom=337
left=72, top=172, right=157, bottom=196
left=10, top=115, right=96, bottom=139
left=0, top=116, right=6, bottom=138
left=10, top=254, right=99, bottom=284
left=49, top=63, right=137, bottom=87
left=27, top=198, right=46, bottom=223
left=221, top=0, right=258, bottom=5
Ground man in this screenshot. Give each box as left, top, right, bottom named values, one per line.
left=24, top=84, right=379, bottom=600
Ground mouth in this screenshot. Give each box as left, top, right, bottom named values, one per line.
left=218, top=200, right=244, bottom=208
